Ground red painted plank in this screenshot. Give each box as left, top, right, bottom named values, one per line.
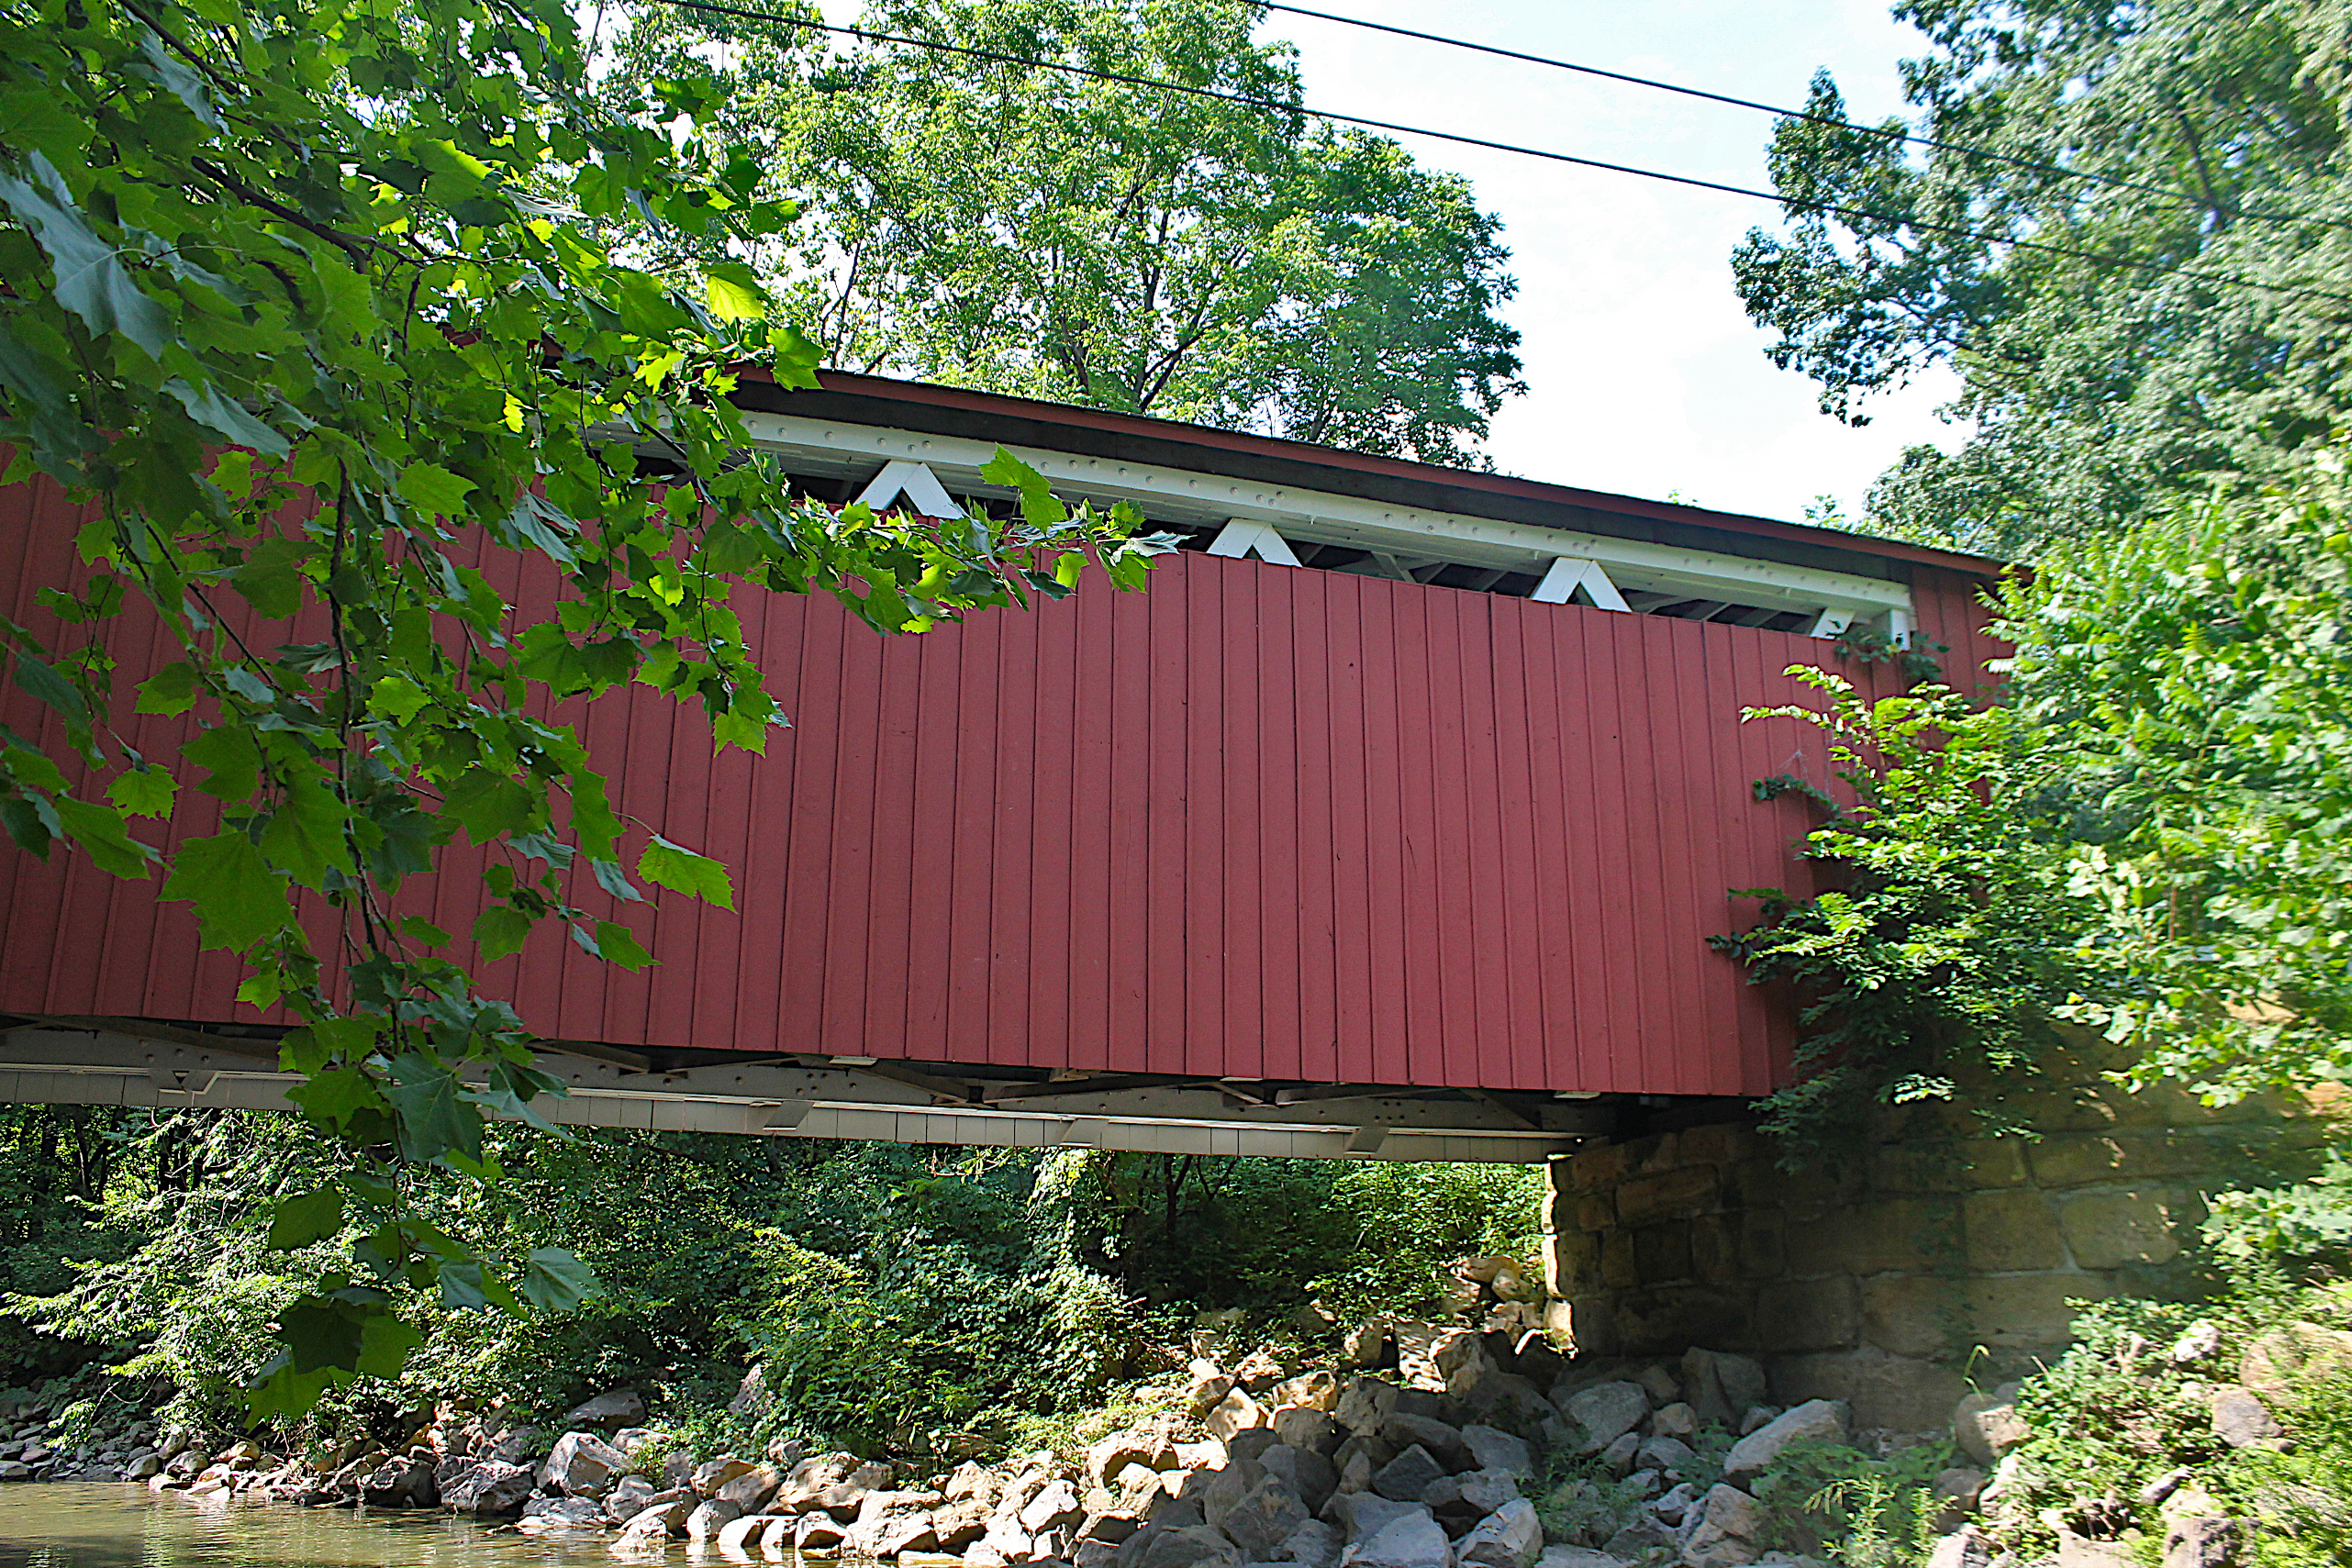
left=0, top=471, right=2012, bottom=1097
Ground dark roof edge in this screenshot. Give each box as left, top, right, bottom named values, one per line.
left=730, top=369, right=2006, bottom=581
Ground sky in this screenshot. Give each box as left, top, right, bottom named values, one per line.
left=1254, top=0, right=1970, bottom=522
left=802, top=0, right=1976, bottom=525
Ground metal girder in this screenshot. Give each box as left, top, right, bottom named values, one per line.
left=0, top=1027, right=1611, bottom=1163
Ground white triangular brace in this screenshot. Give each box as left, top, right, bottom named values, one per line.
left=1806, top=608, right=1855, bottom=639
left=854, top=460, right=966, bottom=519
left=1205, top=518, right=1303, bottom=567
left=1531, top=556, right=1631, bottom=611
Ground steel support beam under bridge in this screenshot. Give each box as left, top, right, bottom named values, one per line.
left=0, top=1024, right=1650, bottom=1163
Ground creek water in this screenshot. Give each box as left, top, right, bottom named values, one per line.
left=0, top=1485, right=663, bottom=1568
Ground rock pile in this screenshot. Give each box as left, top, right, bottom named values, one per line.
left=0, top=1385, right=164, bottom=1484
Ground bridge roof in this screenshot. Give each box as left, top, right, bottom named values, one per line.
left=742, top=370, right=2006, bottom=583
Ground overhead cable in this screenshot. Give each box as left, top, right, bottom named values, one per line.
left=1262, top=1, right=2342, bottom=234
left=644, top=0, right=2352, bottom=310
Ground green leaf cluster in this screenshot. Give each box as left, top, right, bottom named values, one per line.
left=1721, top=455, right=2352, bottom=1157
left=0, top=0, right=1167, bottom=1415
left=1733, top=0, right=2352, bottom=554
left=597, top=0, right=1525, bottom=467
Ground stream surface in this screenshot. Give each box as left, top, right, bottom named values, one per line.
left=0, top=1485, right=679, bottom=1568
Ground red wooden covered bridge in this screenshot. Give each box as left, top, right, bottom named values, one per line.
left=0, top=374, right=2001, bottom=1161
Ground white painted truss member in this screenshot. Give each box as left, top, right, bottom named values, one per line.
left=854, top=459, right=965, bottom=519
left=1204, top=518, right=1304, bottom=566
left=1806, top=608, right=1856, bottom=639
left=1530, top=555, right=1631, bottom=611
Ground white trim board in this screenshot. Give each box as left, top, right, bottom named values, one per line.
left=737, top=412, right=1914, bottom=618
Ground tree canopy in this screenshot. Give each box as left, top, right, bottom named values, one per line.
left=0, top=0, right=1165, bottom=1413
left=1734, top=0, right=2352, bottom=555
left=602, top=0, right=1525, bottom=466
left=1725, top=456, right=2352, bottom=1150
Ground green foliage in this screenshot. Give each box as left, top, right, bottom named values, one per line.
left=1987, top=1278, right=2352, bottom=1563
left=1722, top=458, right=2352, bottom=1154
left=2203, top=1151, right=2352, bottom=1267
left=1734, top=0, right=2352, bottom=554
left=600, top=0, right=1524, bottom=466
left=1715, top=667, right=2083, bottom=1158
left=1031, top=1149, right=1543, bottom=1327
left=0, top=0, right=1170, bottom=1412
left=9, top=1112, right=1539, bottom=1458
left=1747, top=1439, right=1951, bottom=1565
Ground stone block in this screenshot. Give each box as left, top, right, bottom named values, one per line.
left=1631, top=1132, right=1681, bottom=1173
left=1599, top=1230, right=1639, bottom=1289
left=2058, top=1190, right=2183, bottom=1270
left=1561, top=1296, right=1617, bottom=1358
left=1574, top=1193, right=1614, bottom=1233
left=1767, top=1346, right=1967, bottom=1430
left=1962, top=1272, right=2108, bottom=1349
left=1678, top=1124, right=1758, bottom=1167
left=1543, top=1229, right=1599, bottom=1296
left=2027, top=1130, right=2235, bottom=1188
left=1754, top=1277, right=1860, bottom=1352
left=1787, top=1197, right=1957, bottom=1276
left=1689, top=1209, right=1783, bottom=1281
left=1632, top=1222, right=1693, bottom=1284
left=1963, top=1190, right=2068, bottom=1273
left=1873, top=1139, right=2031, bottom=1194
left=1567, top=1142, right=1628, bottom=1193
left=1859, top=1275, right=1964, bottom=1360
left=1610, top=1286, right=1750, bottom=1358
left=1611, top=1165, right=1719, bottom=1226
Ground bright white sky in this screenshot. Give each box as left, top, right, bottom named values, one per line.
left=813, top=0, right=1972, bottom=524
left=1260, top=0, right=1968, bottom=521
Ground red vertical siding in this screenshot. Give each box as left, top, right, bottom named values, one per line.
left=0, top=475, right=1992, bottom=1096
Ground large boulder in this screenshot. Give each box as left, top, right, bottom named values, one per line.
left=1342, top=1508, right=1453, bottom=1568
left=1679, top=1485, right=1764, bottom=1568
left=1558, top=1384, right=1646, bottom=1454
left=847, top=1492, right=942, bottom=1557
left=1092, top=1431, right=1178, bottom=1485
left=1280, top=1518, right=1343, bottom=1568
left=716, top=1464, right=782, bottom=1511
left=1459, top=1428, right=1531, bottom=1479
left=1383, top=1416, right=1470, bottom=1473
left=1371, top=1446, right=1448, bottom=1504
left=774, top=1453, right=859, bottom=1510
left=1722, top=1400, right=1851, bottom=1485
left=1454, top=1499, right=1541, bottom=1568
left=362, top=1454, right=439, bottom=1509
left=1322, top=1495, right=1427, bottom=1544
left=518, top=1496, right=608, bottom=1534
left=561, top=1389, right=647, bottom=1432
left=1116, top=1524, right=1245, bottom=1568
left=541, top=1430, right=631, bottom=1496
left=441, top=1459, right=534, bottom=1517
left=1678, top=1351, right=1767, bottom=1432
left=1261, top=1444, right=1340, bottom=1515
left=686, top=1497, right=745, bottom=1542
left=714, top=1514, right=769, bottom=1555
left=1951, top=1387, right=2028, bottom=1468
left=615, top=1502, right=686, bottom=1551
left=2241, top=1321, right=2352, bottom=1399
left=1203, top=1461, right=1310, bottom=1559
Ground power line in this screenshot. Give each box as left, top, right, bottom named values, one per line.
left=1262, top=1, right=2341, bottom=235
left=645, top=0, right=2352, bottom=311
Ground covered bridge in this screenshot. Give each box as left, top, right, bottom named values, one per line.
left=0, top=374, right=2002, bottom=1162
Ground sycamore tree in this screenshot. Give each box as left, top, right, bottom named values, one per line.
left=0, top=0, right=1166, bottom=1417
left=600, top=0, right=1525, bottom=467
left=1733, top=0, right=2352, bottom=555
